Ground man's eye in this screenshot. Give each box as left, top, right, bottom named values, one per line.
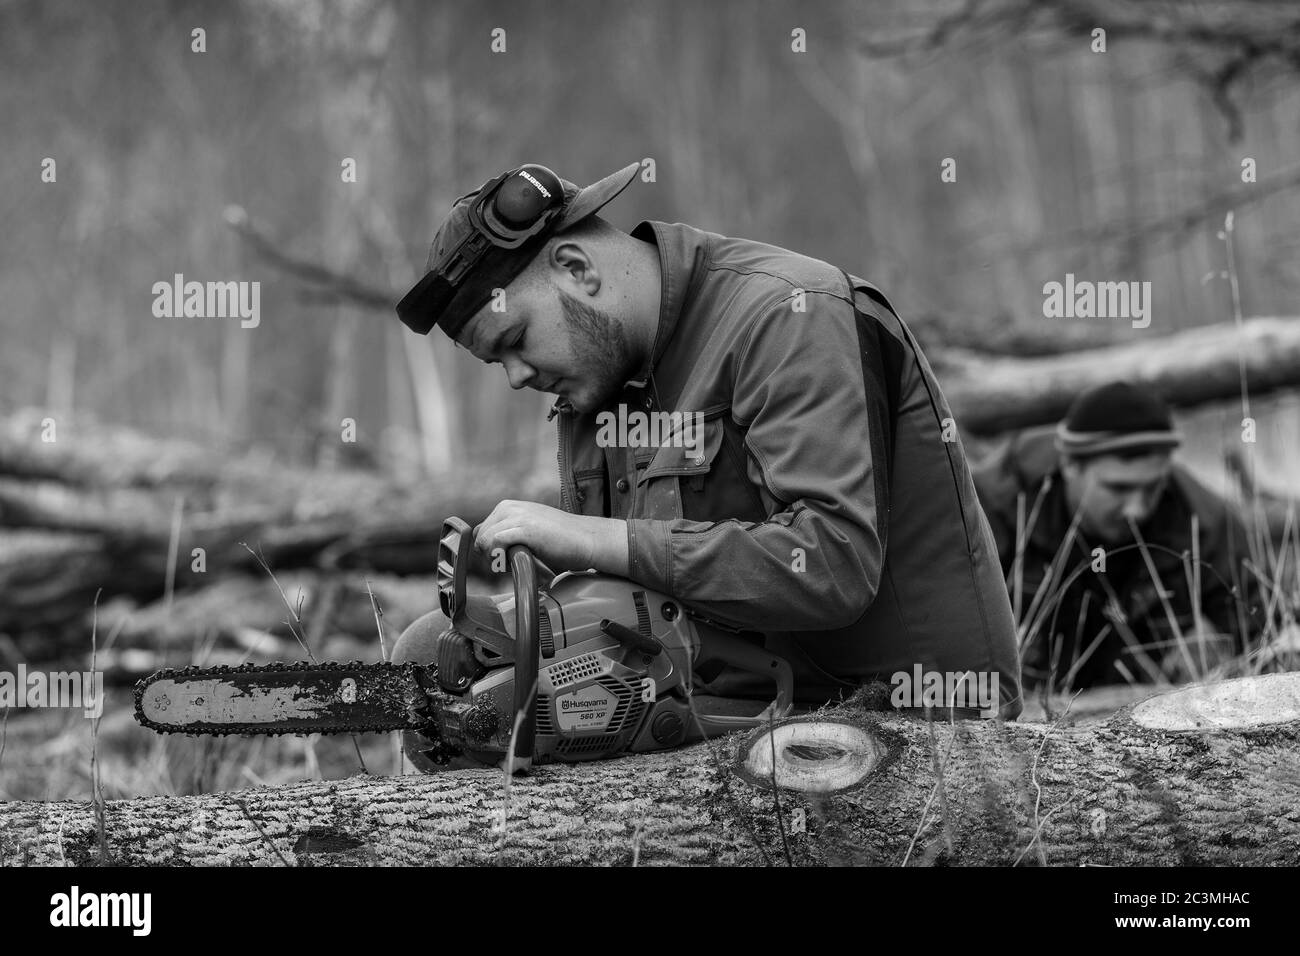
left=513, top=331, right=526, bottom=350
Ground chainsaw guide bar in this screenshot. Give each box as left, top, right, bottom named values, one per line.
left=133, top=660, right=439, bottom=737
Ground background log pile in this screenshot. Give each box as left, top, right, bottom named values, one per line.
left=0, top=411, right=539, bottom=675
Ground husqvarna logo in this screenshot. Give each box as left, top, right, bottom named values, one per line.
left=554, top=686, right=615, bottom=732
left=518, top=170, right=551, bottom=198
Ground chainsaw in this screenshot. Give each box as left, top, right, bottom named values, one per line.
left=134, top=517, right=794, bottom=770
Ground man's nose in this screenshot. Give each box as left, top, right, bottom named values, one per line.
left=502, top=355, right=535, bottom=390
left=1122, top=493, right=1151, bottom=525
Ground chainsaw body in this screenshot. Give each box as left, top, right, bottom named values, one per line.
left=134, top=517, right=794, bottom=769
left=429, top=569, right=695, bottom=763
left=425, top=517, right=793, bottom=767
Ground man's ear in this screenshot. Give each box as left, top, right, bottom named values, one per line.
left=549, top=238, right=602, bottom=297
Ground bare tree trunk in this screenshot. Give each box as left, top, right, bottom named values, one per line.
left=45, top=335, right=76, bottom=422
left=318, top=306, right=359, bottom=469
left=2, top=674, right=1296, bottom=866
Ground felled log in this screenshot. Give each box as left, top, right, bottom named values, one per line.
left=0, top=475, right=523, bottom=638
left=2, top=673, right=1297, bottom=866
left=944, top=317, right=1300, bottom=434
left=0, top=531, right=133, bottom=630
left=88, top=572, right=443, bottom=674
left=0, top=413, right=231, bottom=491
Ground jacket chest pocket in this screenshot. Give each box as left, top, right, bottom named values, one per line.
left=571, top=467, right=608, bottom=517
left=634, top=413, right=764, bottom=522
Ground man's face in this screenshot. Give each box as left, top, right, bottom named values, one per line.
left=456, top=279, right=636, bottom=414
left=1062, top=451, right=1173, bottom=544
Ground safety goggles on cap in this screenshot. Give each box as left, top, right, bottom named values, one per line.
left=396, top=165, right=565, bottom=335
left=395, top=161, right=641, bottom=338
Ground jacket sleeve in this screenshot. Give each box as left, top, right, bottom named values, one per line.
left=968, top=444, right=1020, bottom=578
left=624, top=292, right=887, bottom=631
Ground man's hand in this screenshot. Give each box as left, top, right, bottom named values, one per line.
left=473, top=501, right=629, bottom=576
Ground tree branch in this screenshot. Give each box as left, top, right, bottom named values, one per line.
left=223, top=206, right=396, bottom=312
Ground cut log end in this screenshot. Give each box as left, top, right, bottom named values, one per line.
left=1131, top=672, right=1300, bottom=732
left=733, top=718, right=890, bottom=793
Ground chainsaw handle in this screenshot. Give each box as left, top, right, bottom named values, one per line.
left=505, top=544, right=539, bottom=773
left=690, top=631, right=794, bottom=735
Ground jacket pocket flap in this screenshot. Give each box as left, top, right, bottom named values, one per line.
left=638, top=417, right=724, bottom=484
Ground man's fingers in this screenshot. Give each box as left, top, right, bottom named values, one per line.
left=474, top=506, right=517, bottom=549
left=476, top=522, right=528, bottom=555
left=474, top=522, right=498, bottom=552
left=472, top=502, right=570, bottom=565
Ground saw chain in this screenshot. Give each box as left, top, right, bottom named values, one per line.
left=133, top=660, right=440, bottom=738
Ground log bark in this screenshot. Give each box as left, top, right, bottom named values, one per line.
left=2, top=673, right=1297, bottom=866
left=943, top=317, right=1300, bottom=434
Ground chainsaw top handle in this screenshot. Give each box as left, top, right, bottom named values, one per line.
left=506, top=543, right=539, bottom=773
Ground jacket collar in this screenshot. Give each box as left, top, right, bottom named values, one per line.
left=625, top=220, right=710, bottom=388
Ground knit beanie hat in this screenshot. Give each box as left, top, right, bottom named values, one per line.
left=1055, top=381, right=1182, bottom=458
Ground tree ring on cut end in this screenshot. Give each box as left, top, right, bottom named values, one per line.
left=1132, top=672, right=1300, bottom=732
left=734, top=719, right=884, bottom=793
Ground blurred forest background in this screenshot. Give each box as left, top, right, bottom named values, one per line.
left=4, top=0, right=1300, bottom=474
left=2, top=0, right=1300, bottom=799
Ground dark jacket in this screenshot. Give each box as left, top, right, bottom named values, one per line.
left=971, top=428, right=1260, bottom=690
left=556, top=221, right=1023, bottom=718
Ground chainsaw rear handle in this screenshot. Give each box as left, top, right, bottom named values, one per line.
left=689, top=630, right=794, bottom=735
left=437, top=517, right=474, bottom=619
left=505, top=543, right=539, bottom=774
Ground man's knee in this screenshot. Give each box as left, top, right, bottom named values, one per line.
left=391, top=609, right=450, bottom=665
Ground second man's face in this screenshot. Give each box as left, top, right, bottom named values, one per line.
left=1065, top=452, right=1173, bottom=545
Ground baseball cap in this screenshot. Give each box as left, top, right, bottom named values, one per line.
left=396, top=162, right=641, bottom=339
left=1055, top=381, right=1182, bottom=458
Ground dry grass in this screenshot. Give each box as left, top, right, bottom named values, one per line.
left=0, top=689, right=403, bottom=803
left=1013, top=490, right=1300, bottom=709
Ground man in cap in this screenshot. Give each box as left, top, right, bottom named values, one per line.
left=390, top=161, right=1023, bottom=768
left=972, top=380, right=1260, bottom=692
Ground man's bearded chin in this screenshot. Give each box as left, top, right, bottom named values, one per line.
left=557, top=288, right=638, bottom=413
left=1086, top=515, right=1137, bottom=546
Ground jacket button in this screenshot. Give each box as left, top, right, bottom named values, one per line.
left=576, top=490, right=586, bottom=502
left=616, top=478, right=630, bottom=493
